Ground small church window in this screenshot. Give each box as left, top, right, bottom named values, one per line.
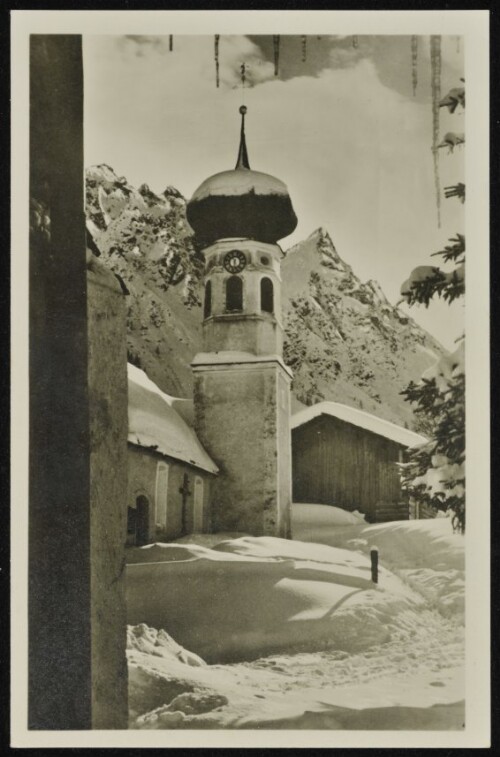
left=226, top=275, right=243, bottom=311
left=204, top=280, right=212, bottom=319
left=193, top=476, right=204, bottom=532
left=155, top=462, right=169, bottom=530
left=260, top=277, right=274, bottom=314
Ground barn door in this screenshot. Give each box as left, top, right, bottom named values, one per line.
left=193, top=476, right=204, bottom=532
left=135, top=495, right=150, bottom=546
left=375, top=458, right=408, bottom=522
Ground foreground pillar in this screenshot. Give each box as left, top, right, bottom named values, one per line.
left=29, top=34, right=128, bottom=730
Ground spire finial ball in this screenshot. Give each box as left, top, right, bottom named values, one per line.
left=239, top=105, right=247, bottom=115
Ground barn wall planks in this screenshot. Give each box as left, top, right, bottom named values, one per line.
left=292, top=414, right=407, bottom=522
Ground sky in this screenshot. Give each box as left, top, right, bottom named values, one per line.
left=83, top=34, right=465, bottom=349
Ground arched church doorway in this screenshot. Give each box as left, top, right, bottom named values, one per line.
left=126, top=507, right=137, bottom=547
left=135, top=495, right=150, bottom=546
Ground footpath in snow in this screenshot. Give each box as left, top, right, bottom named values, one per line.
left=125, top=508, right=465, bottom=730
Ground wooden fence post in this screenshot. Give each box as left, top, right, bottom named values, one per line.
left=370, top=547, right=379, bottom=584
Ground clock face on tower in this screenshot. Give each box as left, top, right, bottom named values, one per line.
left=223, top=250, right=247, bottom=274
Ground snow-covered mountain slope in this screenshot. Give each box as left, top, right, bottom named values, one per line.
left=85, top=164, right=204, bottom=397
left=85, top=166, right=446, bottom=428
left=282, top=229, right=447, bottom=427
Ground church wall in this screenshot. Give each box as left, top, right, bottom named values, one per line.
left=203, top=314, right=282, bottom=355
left=193, top=360, right=291, bottom=536
left=127, top=444, right=213, bottom=542
left=87, top=264, right=129, bottom=729
left=276, top=370, right=293, bottom=538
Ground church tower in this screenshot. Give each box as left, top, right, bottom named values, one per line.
left=187, top=107, right=298, bottom=537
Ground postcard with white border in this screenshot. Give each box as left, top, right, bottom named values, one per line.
left=11, top=9, right=490, bottom=749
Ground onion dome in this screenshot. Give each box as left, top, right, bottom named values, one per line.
left=186, top=106, right=297, bottom=245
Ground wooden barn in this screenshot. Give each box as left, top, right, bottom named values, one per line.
left=126, top=363, right=218, bottom=546
left=291, top=402, right=427, bottom=523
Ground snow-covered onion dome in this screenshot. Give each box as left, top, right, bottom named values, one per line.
left=186, top=106, right=298, bottom=245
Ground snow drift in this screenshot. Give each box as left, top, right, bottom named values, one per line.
left=126, top=525, right=464, bottom=730
left=126, top=535, right=429, bottom=664
left=293, top=503, right=366, bottom=531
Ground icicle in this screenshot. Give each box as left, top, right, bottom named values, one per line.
left=411, top=35, right=418, bottom=96
left=214, top=35, right=220, bottom=88
left=273, top=35, right=280, bottom=76
left=169, top=35, right=173, bottom=52
left=301, top=35, right=307, bottom=62
left=430, top=35, right=442, bottom=228
left=352, top=35, right=358, bottom=49
left=240, top=62, right=246, bottom=90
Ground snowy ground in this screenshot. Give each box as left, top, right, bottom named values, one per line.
left=125, top=509, right=465, bottom=730
left=292, top=505, right=465, bottom=622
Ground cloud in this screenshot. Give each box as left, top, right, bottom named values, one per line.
left=121, top=35, right=170, bottom=57
left=119, top=33, right=276, bottom=88
left=329, top=43, right=367, bottom=69
left=215, top=35, right=275, bottom=88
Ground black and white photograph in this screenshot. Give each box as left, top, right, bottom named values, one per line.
left=11, top=9, right=490, bottom=749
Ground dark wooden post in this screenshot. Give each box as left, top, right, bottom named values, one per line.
left=370, top=547, right=379, bottom=584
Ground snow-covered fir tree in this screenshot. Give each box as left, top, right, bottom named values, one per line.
left=399, top=80, right=465, bottom=532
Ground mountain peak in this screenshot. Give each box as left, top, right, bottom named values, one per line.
left=281, top=232, right=446, bottom=427
left=307, top=227, right=337, bottom=250
left=310, top=226, right=329, bottom=239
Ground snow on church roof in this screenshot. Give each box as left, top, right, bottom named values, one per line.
left=291, top=401, right=427, bottom=449
left=127, top=363, right=218, bottom=475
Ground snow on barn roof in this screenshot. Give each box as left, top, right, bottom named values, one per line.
left=291, top=401, right=427, bottom=449
left=127, top=363, right=218, bottom=475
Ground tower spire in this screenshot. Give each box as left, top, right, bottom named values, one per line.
left=235, top=105, right=250, bottom=170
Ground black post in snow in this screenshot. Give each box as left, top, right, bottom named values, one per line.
left=370, top=547, right=379, bottom=584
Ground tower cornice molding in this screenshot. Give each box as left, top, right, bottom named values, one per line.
left=191, top=351, right=293, bottom=379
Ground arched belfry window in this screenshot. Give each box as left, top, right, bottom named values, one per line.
left=226, top=276, right=243, bottom=312
left=260, top=277, right=274, bottom=314
left=204, top=280, right=212, bottom=319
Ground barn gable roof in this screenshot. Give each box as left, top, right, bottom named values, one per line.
left=291, top=401, right=427, bottom=449
left=128, top=363, right=218, bottom=474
